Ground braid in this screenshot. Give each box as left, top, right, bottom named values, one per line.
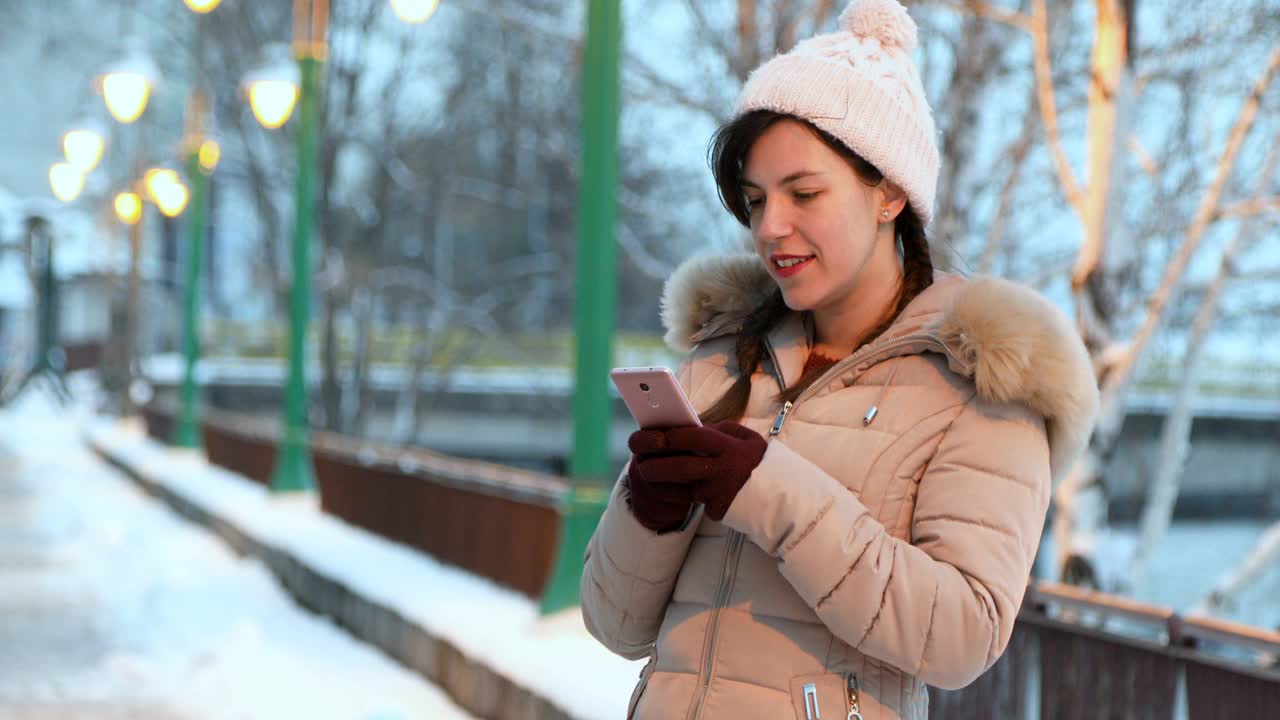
left=897, top=206, right=934, bottom=306
left=699, top=290, right=788, bottom=424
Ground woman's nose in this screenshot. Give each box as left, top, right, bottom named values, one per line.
left=753, top=196, right=792, bottom=241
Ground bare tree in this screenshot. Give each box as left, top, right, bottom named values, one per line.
left=1126, top=141, right=1280, bottom=598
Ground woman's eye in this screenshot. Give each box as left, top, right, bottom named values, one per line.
left=794, top=191, right=819, bottom=201
left=746, top=196, right=764, bottom=209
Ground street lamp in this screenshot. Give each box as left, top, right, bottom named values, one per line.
left=177, top=0, right=222, bottom=450
left=62, top=125, right=106, bottom=173
left=244, top=0, right=331, bottom=493
left=244, top=46, right=301, bottom=129
left=155, top=182, right=191, bottom=218
left=389, top=0, right=440, bottom=24
left=143, top=167, right=180, bottom=197
left=244, top=0, right=437, bottom=489
left=183, top=0, right=223, bottom=13
left=197, top=139, right=221, bottom=174
left=114, top=191, right=143, bottom=225
left=142, top=167, right=190, bottom=219
left=48, top=162, right=85, bottom=203
left=542, top=0, right=622, bottom=615
left=18, top=211, right=65, bottom=397
left=97, top=52, right=159, bottom=124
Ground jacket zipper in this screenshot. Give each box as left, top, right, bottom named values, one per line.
left=686, top=348, right=792, bottom=720
left=764, top=332, right=926, bottom=720
left=769, top=401, right=794, bottom=437
left=846, top=673, right=863, bottom=719
left=768, top=331, right=962, bottom=436
left=684, top=531, right=744, bottom=720
left=687, top=334, right=920, bottom=720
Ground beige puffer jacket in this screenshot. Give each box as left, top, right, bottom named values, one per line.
left=581, top=254, right=1099, bottom=720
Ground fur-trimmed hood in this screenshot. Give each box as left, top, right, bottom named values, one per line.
left=660, top=253, right=1099, bottom=485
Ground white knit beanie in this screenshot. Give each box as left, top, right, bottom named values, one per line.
left=734, top=0, right=939, bottom=226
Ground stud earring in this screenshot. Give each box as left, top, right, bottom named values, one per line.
left=881, top=209, right=890, bottom=220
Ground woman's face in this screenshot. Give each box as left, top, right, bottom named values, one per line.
left=742, top=119, right=902, bottom=315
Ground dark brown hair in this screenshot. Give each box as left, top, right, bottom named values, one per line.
left=699, top=109, right=934, bottom=424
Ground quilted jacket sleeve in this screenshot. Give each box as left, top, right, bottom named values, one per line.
left=721, top=395, right=1051, bottom=689
left=579, top=360, right=704, bottom=660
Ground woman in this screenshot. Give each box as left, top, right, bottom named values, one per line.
left=580, top=1, right=1099, bottom=718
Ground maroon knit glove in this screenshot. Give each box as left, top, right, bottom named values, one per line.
left=625, top=456, right=698, bottom=533
left=628, top=421, right=768, bottom=522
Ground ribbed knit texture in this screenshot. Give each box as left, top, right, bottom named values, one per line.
left=734, top=0, right=939, bottom=225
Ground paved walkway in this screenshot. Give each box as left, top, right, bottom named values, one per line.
left=0, top=438, right=188, bottom=719
left=0, top=393, right=475, bottom=720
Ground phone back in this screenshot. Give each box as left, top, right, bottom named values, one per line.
left=611, top=367, right=702, bottom=429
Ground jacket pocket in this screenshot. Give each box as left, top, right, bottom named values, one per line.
left=626, top=651, right=658, bottom=719
left=789, top=672, right=858, bottom=720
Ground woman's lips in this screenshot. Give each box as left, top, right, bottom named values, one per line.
left=773, top=255, right=815, bottom=278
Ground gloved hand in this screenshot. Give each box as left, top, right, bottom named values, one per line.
left=627, top=421, right=768, bottom=522
left=625, top=457, right=697, bottom=533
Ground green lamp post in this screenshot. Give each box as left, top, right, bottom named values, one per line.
left=174, top=91, right=218, bottom=449
left=243, top=0, right=328, bottom=492
left=173, top=0, right=224, bottom=449
left=540, top=0, right=622, bottom=615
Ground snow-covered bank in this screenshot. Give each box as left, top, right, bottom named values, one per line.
left=82, top=405, right=642, bottom=720
left=0, top=390, right=477, bottom=720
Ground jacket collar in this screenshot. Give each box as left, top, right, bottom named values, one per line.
left=660, top=252, right=1100, bottom=486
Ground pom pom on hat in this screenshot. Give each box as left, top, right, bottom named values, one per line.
left=838, top=0, right=918, bottom=50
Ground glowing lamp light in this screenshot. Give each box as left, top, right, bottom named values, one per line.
left=98, top=50, right=159, bottom=124
left=63, top=128, right=106, bottom=172
left=198, top=139, right=221, bottom=174
left=247, top=79, right=300, bottom=129
left=243, top=46, right=300, bottom=129
left=115, top=192, right=143, bottom=225
left=155, top=181, right=190, bottom=218
left=101, top=72, right=153, bottom=124
left=49, top=162, right=85, bottom=203
left=183, top=0, right=223, bottom=13
left=389, top=0, right=440, bottom=24
left=143, top=168, right=181, bottom=203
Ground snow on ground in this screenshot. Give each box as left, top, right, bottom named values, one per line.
left=78, top=395, right=643, bottom=720
left=0, top=388, right=478, bottom=720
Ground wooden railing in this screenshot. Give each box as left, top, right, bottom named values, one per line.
left=930, top=582, right=1280, bottom=717
left=142, top=401, right=566, bottom=599
left=141, top=402, right=1279, bottom=715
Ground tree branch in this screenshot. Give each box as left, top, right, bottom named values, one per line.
left=979, top=96, right=1038, bottom=274
left=929, top=0, right=1033, bottom=31
left=812, top=0, right=838, bottom=34
left=1095, top=48, right=1280, bottom=435
left=1031, top=0, right=1086, bottom=218
left=1127, top=134, right=1159, bottom=177
left=1213, top=195, right=1280, bottom=221
left=685, top=0, right=742, bottom=82
left=627, top=57, right=725, bottom=122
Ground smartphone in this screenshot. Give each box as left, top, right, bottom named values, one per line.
left=610, top=366, right=703, bottom=429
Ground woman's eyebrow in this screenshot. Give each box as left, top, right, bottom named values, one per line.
left=741, top=171, right=827, bottom=189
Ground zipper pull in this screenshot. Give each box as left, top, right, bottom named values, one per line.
left=769, top=401, right=794, bottom=437
left=846, top=674, right=863, bottom=720
left=802, top=682, right=820, bottom=719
